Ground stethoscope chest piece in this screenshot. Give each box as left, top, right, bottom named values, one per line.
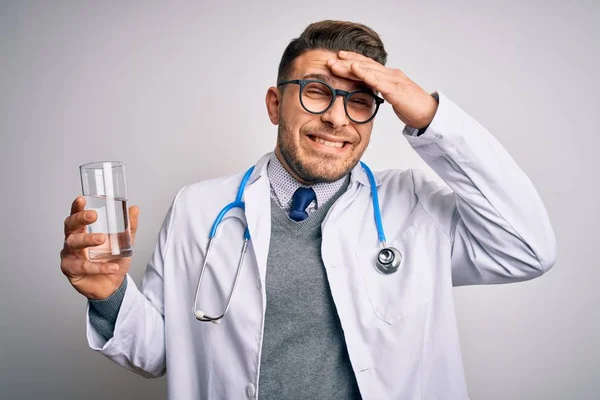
left=375, top=247, right=403, bottom=274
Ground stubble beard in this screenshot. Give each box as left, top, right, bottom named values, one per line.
left=276, top=120, right=364, bottom=184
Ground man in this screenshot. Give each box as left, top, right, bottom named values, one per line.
left=60, top=20, right=556, bottom=399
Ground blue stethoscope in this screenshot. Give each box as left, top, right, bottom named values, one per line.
left=193, top=162, right=403, bottom=323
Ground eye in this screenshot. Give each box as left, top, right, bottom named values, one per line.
left=303, top=82, right=332, bottom=98
left=306, top=89, right=328, bottom=95
left=348, top=93, right=375, bottom=108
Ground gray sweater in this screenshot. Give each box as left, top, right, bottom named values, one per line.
left=88, top=178, right=360, bottom=399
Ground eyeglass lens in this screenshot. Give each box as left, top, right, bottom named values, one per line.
left=300, top=81, right=377, bottom=123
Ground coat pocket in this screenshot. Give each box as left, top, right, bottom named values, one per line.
left=356, top=224, right=432, bottom=324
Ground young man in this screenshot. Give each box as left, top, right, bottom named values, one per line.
left=61, top=20, right=556, bottom=399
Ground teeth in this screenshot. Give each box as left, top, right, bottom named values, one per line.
left=313, top=136, right=344, bottom=148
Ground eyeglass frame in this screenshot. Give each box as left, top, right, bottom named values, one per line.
left=276, top=79, right=385, bottom=124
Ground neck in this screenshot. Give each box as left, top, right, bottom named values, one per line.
left=274, top=147, right=314, bottom=186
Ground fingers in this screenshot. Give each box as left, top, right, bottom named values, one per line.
left=337, top=50, right=375, bottom=62
left=326, top=59, right=362, bottom=81
left=328, top=51, right=407, bottom=96
left=334, top=51, right=388, bottom=72
left=61, top=256, right=120, bottom=278
left=327, top=58, right=387, bottom=81
left=64, top=232, right=105, bottom=251
left=348, top=63, right=390, bottom=95
left=64, top=209, right=97, bottom=236
left=337, top=50, right=393, bottom=71
left=328, top=59, right=392, bottom=94
left=70, top=196, right=85, bottom=215
left=129, top=205, right=140, bottom=244
left=333, top=50, right=434, bottom=127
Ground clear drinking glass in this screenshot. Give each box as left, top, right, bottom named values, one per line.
left=79, top=161, right=133, bottom=260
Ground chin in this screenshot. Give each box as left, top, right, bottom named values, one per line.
left=298, top=158, right=353, bottom=183
left=276, top=131, right=360, bottom=184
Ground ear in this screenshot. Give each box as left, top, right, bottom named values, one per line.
left=265, top=86, right=281, bottom=125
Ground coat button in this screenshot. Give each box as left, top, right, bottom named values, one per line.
left=246, top=383, right=256, bottom=398
left=256, top=278, right=262, bottom=289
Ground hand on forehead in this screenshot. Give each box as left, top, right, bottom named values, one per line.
left=294, top=49, right=377, bottom=92
left=326, top=50, right=386, bottom=84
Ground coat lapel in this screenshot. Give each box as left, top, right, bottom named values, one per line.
left=242, top=153, right=272, bottom=295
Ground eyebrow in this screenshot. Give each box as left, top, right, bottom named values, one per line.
left=302, top=73, right=334, bottom=83
left=301, top=73, right=375, bottom=93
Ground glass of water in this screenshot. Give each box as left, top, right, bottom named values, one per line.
left=79, top=161, right=133, bottom=260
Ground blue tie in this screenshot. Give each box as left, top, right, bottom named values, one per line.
left=289, top=187, right=316, bottom=221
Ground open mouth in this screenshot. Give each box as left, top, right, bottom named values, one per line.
left=308, top=135, right=349, bottom=149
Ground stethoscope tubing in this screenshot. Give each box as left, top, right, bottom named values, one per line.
left=358, top=161, right=387, bottom=245
left=193, top=161, right=401, bottom=323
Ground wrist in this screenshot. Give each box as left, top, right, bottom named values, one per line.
left=416, top=92, right=439, bottom=134
left=84, top=275, right=127, bottom=301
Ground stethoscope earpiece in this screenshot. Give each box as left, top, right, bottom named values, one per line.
left=376, top=247, right=402, bottom=274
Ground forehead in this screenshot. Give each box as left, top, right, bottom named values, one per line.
left=290, top=49, right=373, bottom=92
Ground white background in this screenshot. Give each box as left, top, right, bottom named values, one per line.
left=1, top=1, right=598, bottom=399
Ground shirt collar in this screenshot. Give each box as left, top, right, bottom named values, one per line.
left=266, top=153, right=347, bottom=210
left=247, top=151, right=381, bottom=190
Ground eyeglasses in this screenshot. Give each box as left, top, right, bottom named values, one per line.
left=277, top=79, right=385, bottom=124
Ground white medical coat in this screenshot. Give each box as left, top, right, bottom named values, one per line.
left=86, top=92, right=556, bottom=399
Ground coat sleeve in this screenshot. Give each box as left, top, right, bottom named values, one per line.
left=85, top=187, right=185, bottom=377
left=404, top=92, right=556, bottom=286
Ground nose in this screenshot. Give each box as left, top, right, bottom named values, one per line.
left=320, top=95, right=349, bottom=128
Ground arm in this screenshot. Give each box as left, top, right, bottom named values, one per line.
left=404, top=93, right=556, bottom=285
left=85, top=187, right=184, bottom=378
left=325, top=51, right=556, bottom=285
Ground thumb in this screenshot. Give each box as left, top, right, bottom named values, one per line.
left=129, top=205, right=140, bottom=245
